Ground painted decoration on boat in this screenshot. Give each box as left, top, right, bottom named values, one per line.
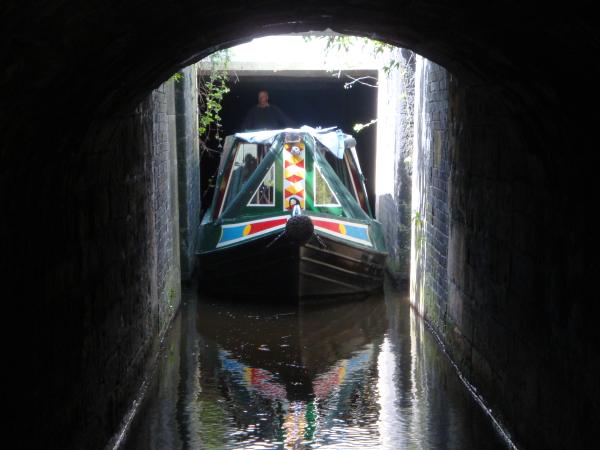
left=311, top=217, right=372, bottom=247
left=217, top=216, right=289, bottom=248
left=283, top=141, right=305, bottom=211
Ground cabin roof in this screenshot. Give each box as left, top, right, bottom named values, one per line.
left=233, top=126, right=351, bottom=159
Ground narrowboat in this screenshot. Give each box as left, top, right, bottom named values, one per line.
left=197, top=126, right=387, bottom=300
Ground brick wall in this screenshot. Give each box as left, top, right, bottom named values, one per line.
left=411, top=55, right=591, bottom=449
left=412, top=58, right=450, bottom=329
left=6, top=80, right=183, bottom=450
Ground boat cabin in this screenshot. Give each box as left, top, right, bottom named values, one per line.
left=208, top=129, right=372, bottom=224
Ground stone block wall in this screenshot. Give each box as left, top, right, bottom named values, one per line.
left=5, top=79, right=183, bottom=450
left=411, top=55, right=591, bottom=450
left=153, top=82, right=182, bottom=332
left=174, top=66, right=201, bottom=279
left=376, top=48, right=415, bottom=282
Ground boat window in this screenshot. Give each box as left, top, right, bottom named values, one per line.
left=319, top=144, right=355, bottom=198
left=343, top=149, right=370, bottom=214
left=234, top=143, right=260, bottom=181
left=212, top=151, right=236, bottom=219
left=223, top=143, right=261, bottom=209
left=317, top=143, right=370, bottom=214
left=248, top=164, right=275, bottom=206
left=314, top=163, right=340, bottom=206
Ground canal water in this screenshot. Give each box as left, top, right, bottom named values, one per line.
left=122, top=282, right=510, bottom=450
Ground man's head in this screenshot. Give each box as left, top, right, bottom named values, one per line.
left=257, top=90, right=269, bottom=107
left=244, top=153, right=257, bottom=168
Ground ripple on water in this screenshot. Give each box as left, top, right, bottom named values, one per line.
left=122, top=289, right=511, bottom=450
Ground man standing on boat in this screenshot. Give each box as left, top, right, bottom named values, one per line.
left=241, top=89, right=292, bottom=131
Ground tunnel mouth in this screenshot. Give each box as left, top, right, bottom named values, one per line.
left=200, top=71, right=380, bottom=213
left=197, top=34, right=402, bottom=217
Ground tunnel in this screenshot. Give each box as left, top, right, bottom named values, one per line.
left=0, top=1, right=596, bottom=449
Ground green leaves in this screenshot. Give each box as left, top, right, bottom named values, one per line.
left=352, top=119, right=378, bottom=133
left=199, top=50, right=232, bottom=151
left=304, top=35, right=400, bottom=82
left=170, top=72, right=184, bottom=83
left=412, top=211, right=424, bottom=228
left=382, top=59, right=401, bottom=75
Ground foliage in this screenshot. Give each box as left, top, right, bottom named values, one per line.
left=198, top=50, right=233, bottom=153
left=170, top=72, right=184, bottom=83
left=303, top=35, right=408, bottom=133
left=412, top=211, right=426, bottom=251
left=412, top=211, right=424, bottom=229
left=305, top=35, right=400, bottom=81
left=352, top=119, right=378, bottom=133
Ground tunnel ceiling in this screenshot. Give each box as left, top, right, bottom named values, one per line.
left=1, top=0, right=597, bottom=141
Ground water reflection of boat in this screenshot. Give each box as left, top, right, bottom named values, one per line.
left=195, top=295, right=387, bottom=448
left=197, top=127, right=387, bottom=300
left=124, top=288, right=511, bottom=450
left=196, top=295, right=387, bottom=403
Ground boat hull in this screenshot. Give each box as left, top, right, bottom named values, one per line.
left=198, top=233, right=386, bottom=301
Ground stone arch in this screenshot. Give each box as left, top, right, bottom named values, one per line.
left=4, top=1, right=579, bottom=124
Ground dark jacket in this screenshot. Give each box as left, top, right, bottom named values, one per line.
left=241, top=104, right=292, bottom=131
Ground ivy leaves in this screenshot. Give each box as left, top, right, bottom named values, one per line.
left=198, top=50, right=232, bottom=152
left=198, top=77, right=229, bottom=137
